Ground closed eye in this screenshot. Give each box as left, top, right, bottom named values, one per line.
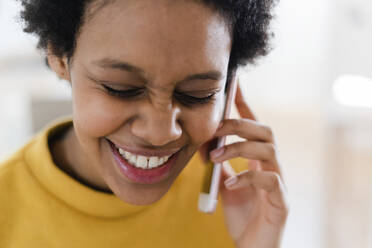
left=173, top=91, right=217, bottom=106
left=102, top=84, right=144, bottom=98
left=102, top=84, right=218, bottom=106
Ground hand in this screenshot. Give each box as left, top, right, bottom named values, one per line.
left=209, top=84, right=289, bottom=248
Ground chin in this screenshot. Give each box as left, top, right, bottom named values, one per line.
left=107, top=172, right=178, bottom=205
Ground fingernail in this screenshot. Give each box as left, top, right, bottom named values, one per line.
left=225, top=176, right=238, bottom=188
left=210, top=147, right=225, bottom=159
left=217, top=122, right=224, bottom=130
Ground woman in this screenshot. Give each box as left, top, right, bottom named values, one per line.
left=0, top=0, right=288, bottom=247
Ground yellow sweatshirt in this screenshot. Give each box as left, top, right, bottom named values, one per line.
left=0, top=118, right=248, bottom=248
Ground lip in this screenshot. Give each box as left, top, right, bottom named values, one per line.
left=108, top=139, right=181, bottom=157
left=107, top=139, right=181, bottom=184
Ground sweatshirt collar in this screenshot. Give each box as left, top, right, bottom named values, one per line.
left=25, top=116, right=157, bottom=218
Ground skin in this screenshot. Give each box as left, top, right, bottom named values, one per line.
left=47, top=0, right=288, bottom=247
left=213, top=86, right=289, bottom=248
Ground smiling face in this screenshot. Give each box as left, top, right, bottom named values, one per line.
left=49, top=0, right=233, bottom=205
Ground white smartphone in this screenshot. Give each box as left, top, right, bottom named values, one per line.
left=198, top=72, right=238, bottom=213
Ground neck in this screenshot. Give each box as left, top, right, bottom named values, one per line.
left=50, top=125, right=111, bottom=193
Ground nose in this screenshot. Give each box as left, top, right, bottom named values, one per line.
left=131, top=103, right=182, bottom=147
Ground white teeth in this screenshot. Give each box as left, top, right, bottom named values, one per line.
left=129, top=154, right=137, bottom=165
left=115, top=145, right=175, bottom=169
left=119, top=148, right=125, bottom=155
left=124, top=151, right=131, bottom=160
left=136, top=155, right=148, bottom=169
left=148, top=157, right=159, bottom=168
left=158, top=157, right=165, bottom=164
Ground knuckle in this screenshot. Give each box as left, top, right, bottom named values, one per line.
left=236, top=142, right=246, bottom=157
left=277, top=200, right=290, bottom=221
left=268, top=173, right=280, bottom=191
left=277, top=209, right=289, bottom=224
left=241, top=171, right=254, bottom=183
left=235, top=142, right=249, bottom=158
left=266, top=143, right=278, bottom=158
left=283, top=203, right=290, bottom=216
left=226, top=143, right=242, bottom=158
left=262, top=125, right=274, bottom=141
left=231, top=119, right=242, bottom=130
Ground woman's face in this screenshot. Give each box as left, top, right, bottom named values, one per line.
left=53, top=0, right=232, bottom=205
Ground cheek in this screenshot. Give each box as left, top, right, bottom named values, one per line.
left=184, top=96, right=225, bottom=146
left=71, top=79, right=130, bottom=139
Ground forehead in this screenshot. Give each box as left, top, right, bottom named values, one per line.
left=75, top=0, right=232, bottom=79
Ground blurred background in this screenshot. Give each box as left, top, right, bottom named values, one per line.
left=1, top=0, right=372, bottom=247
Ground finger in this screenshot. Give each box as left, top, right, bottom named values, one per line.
left=224, top=170, right=289, bottom=211
left=219, top=161, right=237, bottom=189
left=210, top=141, right=280, bottom=172
left=249, top=159, right=261, bottom=171
left=210, top=141, right=278, bottom=163
left=214, top=119, right=274, bottom=143
left=235, top=83, right=257, bottom=121
left=222, top=161, right=236, bottom=178
left=213, top=121, right=282, bottom=177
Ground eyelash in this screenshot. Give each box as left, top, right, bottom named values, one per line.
left=102, top=84, right=217, bottom=106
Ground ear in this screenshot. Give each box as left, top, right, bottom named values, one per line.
left=46, top=46, right=71, bottom=82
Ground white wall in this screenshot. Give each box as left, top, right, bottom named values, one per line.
left=240, top=0, right=331, bottom=247
left=326, top=1, right=372, bottom=247
left=0, top=0, right=70, bottom=97
left=0, top=0, right=38, bottom=60
left=330, top=0, right=372, bottom=80
left=241, top=0, right=332, bottom=110
left=0, top=0, right=70, bottom=159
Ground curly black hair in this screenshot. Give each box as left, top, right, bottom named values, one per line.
left=18, top=0, right=277, bottom=80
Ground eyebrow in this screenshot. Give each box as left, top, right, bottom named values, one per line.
left=92, top=58, right=223, bottom=84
